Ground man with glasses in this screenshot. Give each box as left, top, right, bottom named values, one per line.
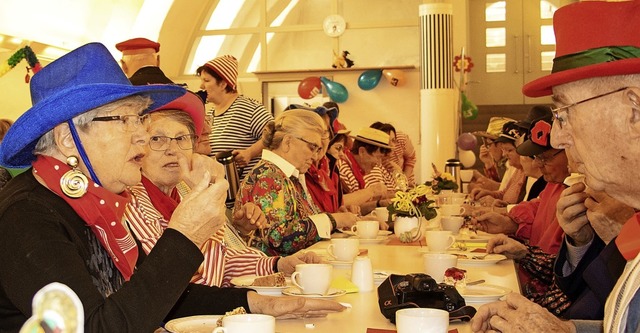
left=471, top=2, right=640, bottom=332
left=473, top=115, right=569, bottom=256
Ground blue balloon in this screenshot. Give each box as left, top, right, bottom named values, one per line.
left=320, top=76, right=348, bottom=103
left=358, top=69, right=382, bottom=90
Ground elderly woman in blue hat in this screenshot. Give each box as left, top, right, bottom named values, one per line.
left=0, top=43, right=343, bottom=332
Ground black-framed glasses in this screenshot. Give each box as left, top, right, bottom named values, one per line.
left=294, top=136, right=323, bottom=154
left=533, top=149, right=563, bottom=165
left=149, top=134, right=197, bottom=151
left=92, top=114, right=150, bottom=132
left=551, top=87, right=628, bottom=129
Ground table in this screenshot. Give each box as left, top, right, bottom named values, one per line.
left=273, top=237, right=521, bottom=333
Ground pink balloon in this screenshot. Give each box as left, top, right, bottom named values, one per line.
left=457, top=133, right=477, bottom=151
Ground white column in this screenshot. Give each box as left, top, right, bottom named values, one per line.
left=419, top=3, right=457, bottom=182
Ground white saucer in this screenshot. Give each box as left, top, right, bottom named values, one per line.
left=229, top=275, right=291, bottom=295
left=164, top=315, right=222, bottom=333
left=282, top=287, right=346, bottom=298
left=458, top=284, right=511, bottom=303
left=357, top=236, right=388, bottom=244
left=341, top=230, right=392, bottom=237
left=327, top=259, right=354, bottom=268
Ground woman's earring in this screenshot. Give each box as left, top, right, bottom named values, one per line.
left=60, top=156, right=88, bottom=198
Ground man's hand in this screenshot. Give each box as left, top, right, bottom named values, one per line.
left=232, top=202, right=267, bottom=235
left=332, top=212, right=359, bottom=229
left=232, top=149, right=252, bottom=167
left=478, top=145, right=495, bottom=168
left=584, top=189, right=634, bottom=244
left=247, top=292, right=346, bottom=319
left=486, top=234, right=527, bottom=260
left=277, top=251, right=322, bottom=275
left=556, top=183, right=593, bottom=246
left=473, top=212, right=518, bottom=235
left=471, top=293, right=576, bottom=333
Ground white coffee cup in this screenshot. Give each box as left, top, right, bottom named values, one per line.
left=290, top=263, right=333, bottom=295
left=213, top=314, right=276, bottom=333
left=439, top=204, right=466, bottom=216
left=351, top=220, right=379, bottom=239
left=423, top=253, right=458, bottom=283
left=371, top=207, right=389, bottom=223
left=327, top=238, right=360, bottom=261
left=450, top=193, right=467, bottom=205
left=395, top=308, right=449, bottom=333
left=425, top=230, right=456, bottom=252
left=441, top=216, right=464, bottom=234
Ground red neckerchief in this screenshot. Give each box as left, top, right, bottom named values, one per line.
left=305, top=157, right=338, bottom=212
left=344, top=150, right=366, bottom=189
left=141, top=176, right=181, bottom=221
left=615, top=212, right=640, bottom=261
left=32, top=155, right=138, bottom=280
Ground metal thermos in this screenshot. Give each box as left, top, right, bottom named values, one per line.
left=216, top=150, right=241, bottom=203
left=444, top=159, right=462, bottom=193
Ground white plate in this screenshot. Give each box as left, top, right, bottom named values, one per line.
left=282, top=287, right=347, bottom=298
left=357, top=236, right=389, bottom=244
left=455, top=230, right=494, bottom=243
left=450, top=252, right=507, bottom=266
left=230, top=275, right=290, bottom=295
left=340, top=230, right=392, bottom=237
left=458, top=284, right=511, bottom=303
left=165, top=315, right=222, bottom=333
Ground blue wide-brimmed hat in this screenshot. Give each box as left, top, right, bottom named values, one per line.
left=0, top=42, right=187, bottom=168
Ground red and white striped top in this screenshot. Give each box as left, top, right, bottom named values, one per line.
left=125, top=183, right=278, bottom=287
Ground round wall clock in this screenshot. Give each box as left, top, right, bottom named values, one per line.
left=323, top=14, right=346, bottom=37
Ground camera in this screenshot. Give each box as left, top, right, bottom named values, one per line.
left=377, top=273, right=476, bottom=323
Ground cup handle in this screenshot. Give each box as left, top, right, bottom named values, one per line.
left=327, top=244, right=337, bottom=259
left=446, top=235, right=456, bottom=249
left=460, top=206, right=466, bottom=215
left=291, top=271, right=304, bottom=291
left=351, top=225, right=358, bottom=233
left=213, top=327, right=226, bottom=333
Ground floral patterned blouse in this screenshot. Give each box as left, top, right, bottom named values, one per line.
left=235, top=151, right=335, bottom=256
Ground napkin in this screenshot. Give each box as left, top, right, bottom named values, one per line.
left=331, top=276, right=359, bottom=293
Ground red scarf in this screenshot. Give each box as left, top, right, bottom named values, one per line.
left=141, top=176, right=181, bottom=220
left=305, top=157, right=339, bottom=213
left=344, top=150, right=366, bottom=189
left=33, top=155, right=138, bottom=280
left=615, top=212, right=640, bottom=261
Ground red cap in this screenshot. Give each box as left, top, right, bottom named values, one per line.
left=115, top=38, right=160, bottom=54
left=150, top=91, right=206, bottom=136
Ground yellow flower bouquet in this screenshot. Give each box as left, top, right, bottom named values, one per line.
left=387, top=185, right=437, bottom=242
left=425, top=171, right=459, bottom=194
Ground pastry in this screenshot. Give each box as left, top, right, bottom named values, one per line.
left=443, top=267, right=467, bottom=288
left=251, top=272, right=286, bottom=287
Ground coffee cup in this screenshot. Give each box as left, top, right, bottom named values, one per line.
left=290, top=263, right=333, bottom=295
left=441, top=216, right=464, bottom=234
left=351, top=220, right=379, bottom=239
left=425, top=230, right=456, bottom=252
left=423, top=253, right=458, bottom=283
left=327, top=238, right=360, bottom=261
left=212, top=314, right=276, bottom=333
left=450, top=193, right=467, bottom=205
left=371, top=207, right=389, bottom=223
left=439, top=204, right=466, bottom=216
left=395, top=308, right=449, bottom=333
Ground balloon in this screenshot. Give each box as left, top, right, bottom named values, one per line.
left=459, top=149, right=477, bottom=168
left=382, top=69, right=405, bottom=87
left=358, top=69, right=382, bottom=90
left=297, top=76, right=322, bottom=99
left=320, top=76, right=349, bottom=103
left=461, top=92, right=479, bottom=120
left=457, top=132, right=477, bottom=151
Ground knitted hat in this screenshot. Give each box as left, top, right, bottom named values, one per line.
left=203, top=55, right=238, bottom=90
left=115, top=38, right=160, bottom=54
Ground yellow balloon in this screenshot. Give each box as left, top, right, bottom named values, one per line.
left=382, top=69, right=406, bottom=87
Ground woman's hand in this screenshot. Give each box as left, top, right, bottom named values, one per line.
left=181, top=153, right=219, bottom=190
left=168, top=154, right=228, bottom=248
left=233, top=202, right=267, bottom=235
left=332, top=212, right=359, bottom=229
left=474, top=212, right=518, bottom=235
left=277, top=251, right=322, bottom=275
left=486, top=234, right=527, bottom=260
left=247, top=292, right=346, bottom=319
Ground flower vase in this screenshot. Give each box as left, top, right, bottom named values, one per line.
left=394, top=216, right=422, bottom=243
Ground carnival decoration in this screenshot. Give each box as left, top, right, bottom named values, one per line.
left=320, top=76, right=348, bottom=103
left=332, top=50, right=354, bottom=69
left=358, top=69, right=382, bottom=90
left=0, top=46, right=42, bottom=83
left=454, top=51, right=478, bottom=120
left=382, top=69, right=405, bottom=87
left=298, top=76, right=322, bottom=99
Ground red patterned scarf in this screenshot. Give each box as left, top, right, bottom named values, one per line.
left=141, top=175, right=181, bottom=220
left=344, top=150, right=366, bottom=189
left=615, top=213, right=640, bottom=261
left=33, top=155, right=138, bottom=280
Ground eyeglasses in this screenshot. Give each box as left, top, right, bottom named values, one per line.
left=294, top=136, right=323, bottom=154
left=551, top=87, right=628, bottom=129
left=149, top=134, right=197, bottom=151
left=92, top=114, right=150, bottom=131
left=533, top=149, right=563, bottom=165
